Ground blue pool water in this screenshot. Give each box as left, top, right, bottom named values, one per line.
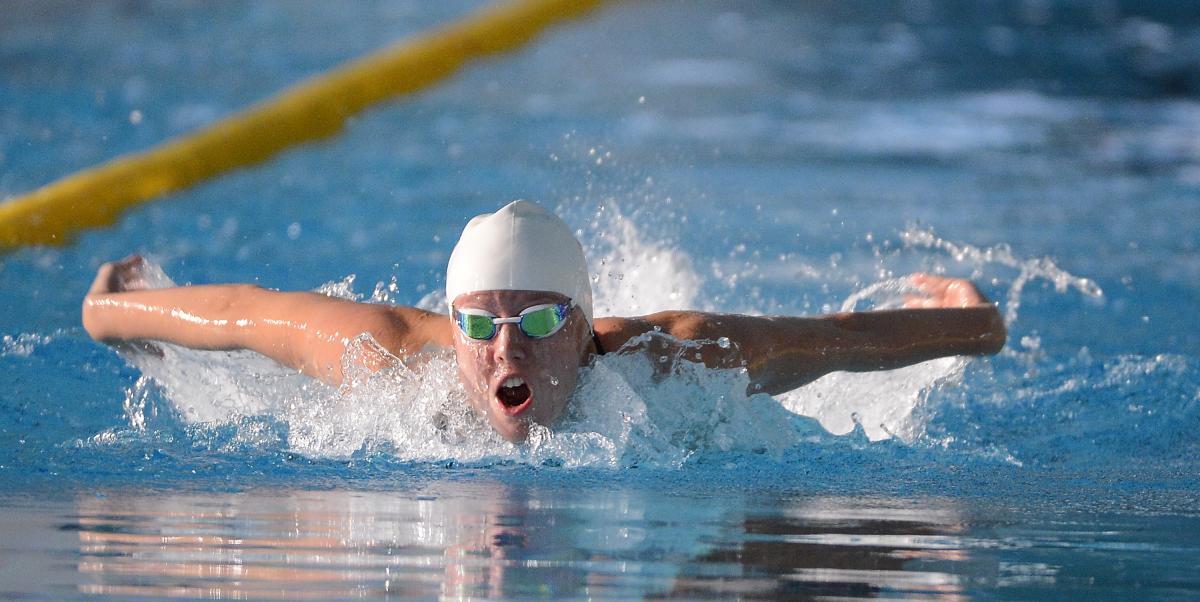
left=3, top=0, right=1199, bottom=598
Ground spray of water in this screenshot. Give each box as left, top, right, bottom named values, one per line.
left=780, top=226, right=1104, bottom=442
left=107, top=208, right=1102, bottom=465
left=582, top=199, right=702, bottom=317
left=901, top=226, right=1103, bottom=325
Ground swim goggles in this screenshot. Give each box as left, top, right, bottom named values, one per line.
left=453, top=301, right=573, bottom=341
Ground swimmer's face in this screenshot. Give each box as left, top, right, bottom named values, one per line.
left=450, top=290, right=591, bottom=442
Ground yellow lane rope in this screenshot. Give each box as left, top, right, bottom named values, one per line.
left=0, top=0, right=605, bottom=250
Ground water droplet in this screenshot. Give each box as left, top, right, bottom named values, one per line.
left=550, top=376, right=559, bottom=386
left=717, top=337, right=731, bottom=349
left=658, top=355, right=668, bottom=363
left=754, top=383, right=763, bottom=391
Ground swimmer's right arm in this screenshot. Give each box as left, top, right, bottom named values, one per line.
left=82, top=257, right=452, bottom=384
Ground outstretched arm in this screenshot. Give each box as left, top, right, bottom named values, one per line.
left=82, top=256, right=451, bottom=384
left=603, top=274, right=1005, bottom=395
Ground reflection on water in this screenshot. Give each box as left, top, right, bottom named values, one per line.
left=69, top=485, right=978, bottom=600
left=667, top=502, right=972, bottom=600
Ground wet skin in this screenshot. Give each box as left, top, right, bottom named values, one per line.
left=450, top=290, right=593, bottom=442
left=83, top=257, right=1005, bottom=444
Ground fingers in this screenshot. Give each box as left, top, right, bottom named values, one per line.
left=906, top=273, right=952, bottom=308
left=909, top=272, right=950, bottom=293
left=903, top=293, right=934, bottom=309
left=115, top=254, right=144, bottom=270
left=944, top=279, right=987, bottom=307
left=112, top=255, right=149, bottom=292
left=88, top=262, right=118, bottom=295
left=87, top=255, right=148, bottom=296
left=906, top=273, right=990, bottom=308
left=902, top=293, right=948, bottom=309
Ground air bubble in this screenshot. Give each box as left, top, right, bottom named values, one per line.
left=717, top=337, right=731, bottom=349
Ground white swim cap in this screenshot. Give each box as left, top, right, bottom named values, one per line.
left=446, top=200, right=593, bottom=327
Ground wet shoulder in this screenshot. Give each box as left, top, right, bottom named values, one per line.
left=382, top=306, right=454, bottom=354
left=593, top=316, right=654, bottom=354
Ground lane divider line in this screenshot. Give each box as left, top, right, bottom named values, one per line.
left=0, top=0, right=606, bottom=250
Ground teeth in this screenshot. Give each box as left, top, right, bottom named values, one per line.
left=502, top=377, right=525, bottom=388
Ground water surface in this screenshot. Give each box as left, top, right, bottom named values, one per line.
left=2, top=0, right=1198, bottom=599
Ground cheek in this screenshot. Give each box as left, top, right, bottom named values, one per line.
left=530, top=335, right=578, bottom=372
left=453, top=340, right=493, bottom=394
left=531, top=350, right=579, bottom=424
left=529, top=327, right=587, bottom=387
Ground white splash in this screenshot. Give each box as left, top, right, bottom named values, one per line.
left=111, top=212, right=1099, bottom=463
left=115, top=263, right=312, bottom=425
left=900, top=225, right=1103, bottom=326
left=584, top=201, right=702, bottom=317
left=776, top=277, right=966, bottom=441
left=780, top=228, right=1104, bottom=442
left=1, top=332, right=54, bottom=358
left=272, top=330, right=811, bottom=467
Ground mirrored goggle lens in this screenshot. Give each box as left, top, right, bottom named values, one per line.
left=518, top=305, right=564, bottom=338
left=455, top=303, right=569, bottom=341
left=459, top=313, right=497, bottom=340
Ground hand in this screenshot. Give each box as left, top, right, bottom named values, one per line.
left=904, top=273, right=992, bottom=309
left=85, top=255, right=163, bottom=356
left=88, top=255, right=150, bottom=296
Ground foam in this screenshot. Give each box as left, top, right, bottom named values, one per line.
left=110, top=206, right=1104, bottom=465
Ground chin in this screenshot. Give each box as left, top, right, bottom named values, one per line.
left=487, top=397, right=568, bottom=443
left=492, top=419, right=531, bottom=443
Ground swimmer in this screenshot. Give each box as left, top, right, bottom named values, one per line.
left=83, top=200, right=1006, bottom=442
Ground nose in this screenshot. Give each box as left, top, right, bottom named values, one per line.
left=491, top=322, right=527, bottom=363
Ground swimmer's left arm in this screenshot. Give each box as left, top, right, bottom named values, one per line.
left=609, top=274, right=1006, bottom=395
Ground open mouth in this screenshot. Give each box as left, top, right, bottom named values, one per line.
left=496, top=376, right=532, bottom=414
